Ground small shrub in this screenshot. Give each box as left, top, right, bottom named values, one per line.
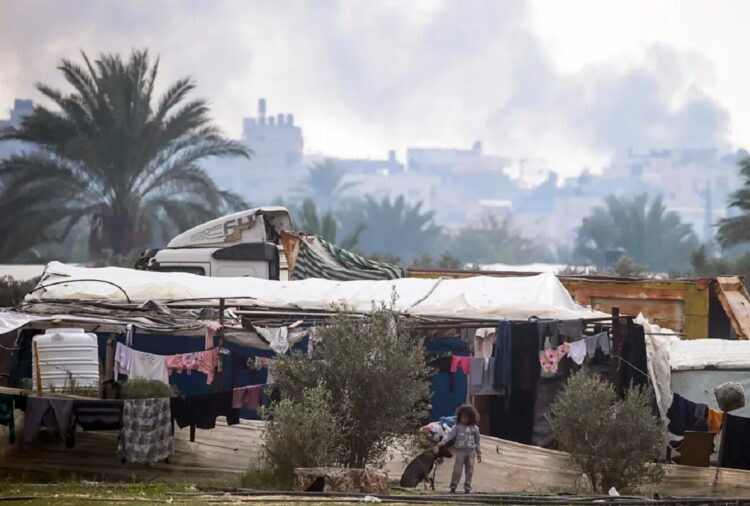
left=121, top=378, right=178, bottom=399
left=547, top=369, right=665, bottom=493
left=261, top=383, right=342, bottom=480
left=272, top=303, right=431, bottom=468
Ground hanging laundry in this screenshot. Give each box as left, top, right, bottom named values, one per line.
left=233, top=385, right=263, bottom=411
left=254, top=326, right=290, bottom=355
left=666, top=393, right=709, bottom=436
left=73, top=400, right=123, bottom=431
left=114, top=343, right=169, bottom=384
left=22, top=397, right=76, bottom=448
left=469, top=358, right=503, bottom=396
left=473, top=328, right=496, bottom=359
left=117, top=398, right=173, bottom=464
left=567, top=340, right=587, bottom=365
left=204, top=321, right=222, bottom=350
left=539, top=339, right=569, bottom=375
left=559, top=319, right=583, bottom=340
left=707, top=408, right=725, bottom=432
left=165, top=348, right=219, bottom=385
left=170, top=391, right=240, bottom=442
left=307, top=327, right=322, bottom=355
left=537, top=321, right=560, bottom=348
left=585, top=332, right=610, bottom=358
left=0, top=394, right=15, bottom=444
left=718, top=414, right=750, bottom=471
left=450, top=356, right=471, bottom=376
left=493, top=321, right=512, bottom=393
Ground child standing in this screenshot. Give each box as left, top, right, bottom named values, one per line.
left=437, top=403, right=482, bottom=493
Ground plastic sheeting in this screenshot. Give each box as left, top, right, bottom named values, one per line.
left=26, top=262, right=607, bottom=321
left=670, top=339, right=750, bottom=371
left=636, top=313, right=680, bottom=419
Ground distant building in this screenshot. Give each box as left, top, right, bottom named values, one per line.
left=205, top=98, right=305, bottom=203
left=0, top=99, right=34, bottom=159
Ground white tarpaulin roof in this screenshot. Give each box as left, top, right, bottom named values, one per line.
left=26, top=262, right=607, bottom=321
left=670, top=338, right=750, bottom=371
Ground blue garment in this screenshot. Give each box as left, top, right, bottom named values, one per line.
left=439, top=416, right=456, bottom=428
left=493, top=321, right=512, bottom=394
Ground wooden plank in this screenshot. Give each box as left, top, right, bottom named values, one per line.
left=714, top=276, right=750, bottom=340
left=4, top=418, right=750, bottom=496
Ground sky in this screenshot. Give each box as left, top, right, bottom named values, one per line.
left=0, top=0, right=748, bottom=177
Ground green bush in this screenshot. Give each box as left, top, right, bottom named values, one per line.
left=261, top=383, right=342, bottom=480
left=271, top=303, right=431, bottom=468
left=547, top=369, right=665, bottom=493
left=120, top=378, right=178, bottom=399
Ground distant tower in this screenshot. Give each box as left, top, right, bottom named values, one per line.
left=703, top=182, right=714, bottom=253
left=258, top=98, right=266, bottom=125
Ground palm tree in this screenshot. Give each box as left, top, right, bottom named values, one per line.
left=0, top=49, right=248, bottom=259
left=296, top=198, right=362, bottom=250
left=298, top=159, right=355, bottom=210
left=718, top=157, right=750, bottom=248
left=341, top=196, right=441, bottom=262
left=574, top=194, right=698, bottom=272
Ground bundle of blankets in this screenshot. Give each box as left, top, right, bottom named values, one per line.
left=400, top=416, right=456, bottom=489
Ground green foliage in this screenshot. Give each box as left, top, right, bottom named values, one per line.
left=295, top=198, right=362, bottom=250
left=260, top=383, right=343, bottom=480
left=272, top=304, right=431, bottom=468
left=410, top=251, right=462, bottom=269
left=298, top=159, right=356, bottom=210
left=547, top=370, right=665, bottom=493
left=120, top=378, right=178, bottom=399
left=609, top=256, right=646, bottom=278
left=0, top=276, right=39, bottom=307
left=446, top=216, right=553, bottom=264
left=691, top=245, right=750, bottom=279
left=341, top=196, right=441, bottom=262
left=718, top=157, right=750, bottom=249
left=574, top=194, right=698, bottom=272
left=0, top=49, right=248, bottom=261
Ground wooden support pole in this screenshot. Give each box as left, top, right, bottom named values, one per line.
left=103, top=336, right=116, bottom=399
left=215, top=298, right=225, bottom=391
left=611, top=306, right=622, bottom=397
left=32, top=339, right=42, bottom=394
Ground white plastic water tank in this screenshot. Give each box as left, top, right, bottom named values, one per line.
left=32, top=328, right=100, bottom=391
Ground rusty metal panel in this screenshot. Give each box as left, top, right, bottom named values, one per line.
left=714, top=276, right=750, bottom=340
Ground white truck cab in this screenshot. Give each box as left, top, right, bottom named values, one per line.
left=135, top=207, right=293, bottom=279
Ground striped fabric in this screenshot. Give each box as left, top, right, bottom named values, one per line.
left=291, top=235, right=406, bottom=281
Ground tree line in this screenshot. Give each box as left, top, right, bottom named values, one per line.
left=2, top=49, right=750, bottom=279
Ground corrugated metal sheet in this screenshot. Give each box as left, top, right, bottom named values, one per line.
left=714, top=276, right=750, bottom=340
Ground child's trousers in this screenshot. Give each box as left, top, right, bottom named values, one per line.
left=450, top=449, right=476, bottom=492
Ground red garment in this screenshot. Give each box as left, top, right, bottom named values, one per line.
left=232, top=385, right=262, bottom=410
left=165, top=348, right=219, bottom=385
left=450, top=356, right=471, bottom=376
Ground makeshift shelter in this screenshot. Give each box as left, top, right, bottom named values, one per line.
left=0, top=261, right=649, bottom=474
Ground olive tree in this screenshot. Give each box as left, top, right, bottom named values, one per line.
left=547, top=369, right=665, bottom=493
left=269, top=304, right=431, bottom=468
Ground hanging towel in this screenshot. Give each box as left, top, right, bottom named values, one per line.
left=474, top=328, right=496, bottom=359
left=568, top=340, right=587, bottom=365
left=204, top=321, right=222, bottom=350
left=117, top=398, right=173, bottom=464
left=585, top=331, right=610, bottom=358
left=254, top=326, right=290, bottom=355
left=0, top=394, right=15, bottom=444
left=115, top=343, right=169, bottom=384
left=469, top=358, right=503, bottom=396
left=232, top=385, right=263, bottom=411
left=165, top=348, right=219, bottom=385
left=73, top=400, right=123, bottom=431
left=450, top=356, right=471, bottom=376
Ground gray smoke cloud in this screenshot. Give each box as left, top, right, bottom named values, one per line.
left=0, top=0, right=731, bottom=173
